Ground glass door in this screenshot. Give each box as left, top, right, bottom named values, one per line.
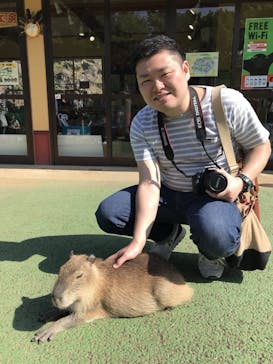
left=110, top=1, right=168, bottom=159
left=0, top=0, right=33, bottom=162
left=48, top=0, right=106, bottom=160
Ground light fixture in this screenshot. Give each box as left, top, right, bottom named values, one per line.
left=54, top=1, right=62, bottom=15
left=189, top=0, right=201, bottom=16
left=89, top=35, right=95, bottom=42
left=188, top=24, right=194, bottom=30
left=67, top=10, right=74, bottom=25
left=187, top=34, right=192, bottom=40
left=78, top=23, right=85, bottom=37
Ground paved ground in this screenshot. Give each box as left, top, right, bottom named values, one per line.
left=0, top=165, right=138, bottom=187
left=0, top=164, right=273, bottom=188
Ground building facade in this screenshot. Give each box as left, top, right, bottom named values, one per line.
left=0, top=0, right=273, bottom=168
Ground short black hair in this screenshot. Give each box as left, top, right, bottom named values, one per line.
left=132, top=34, right=185, bottom=70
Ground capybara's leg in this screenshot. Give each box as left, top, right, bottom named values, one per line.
left=32, top=313, right=84, bottom=343
left=32, top=307, right=110, bottom=343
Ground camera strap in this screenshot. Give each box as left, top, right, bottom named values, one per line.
left=158, top=111, right=188, bottom=176
left=189, top=86, right=206, bottom=142
left=157, top=86, right=220, bottom=176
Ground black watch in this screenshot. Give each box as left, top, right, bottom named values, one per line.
left=237, top=173, right=253, bottom=192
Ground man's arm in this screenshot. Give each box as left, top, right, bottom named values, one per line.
left=239, top=139, right=271, bottom=181
left=108, top=159, right=161, bottom=268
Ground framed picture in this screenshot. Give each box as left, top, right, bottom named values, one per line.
left=54, top=58, right=103, bottom=94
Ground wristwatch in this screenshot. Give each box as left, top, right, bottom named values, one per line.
left=237, top=173, right=253, bottom=192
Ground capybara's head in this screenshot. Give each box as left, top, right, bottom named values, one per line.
left=52, top=252, right=97, bottom=310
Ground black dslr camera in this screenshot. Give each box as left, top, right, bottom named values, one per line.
left=192, top=168, right=227, bottom=194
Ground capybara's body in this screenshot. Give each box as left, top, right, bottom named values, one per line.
left=32, top=252, right=193, bottom=343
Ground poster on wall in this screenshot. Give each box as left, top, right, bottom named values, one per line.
left=186, top=52, right=219, bottom=77
left=0, top=12, right=17, bottom=28
left=241, top=17, right=273, bottom=89
left=0, top=61, right=19, bottom=85
left=54, top=58, right=103, bottom=94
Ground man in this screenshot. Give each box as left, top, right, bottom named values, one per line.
left=96, top=35, right=271, bottom=279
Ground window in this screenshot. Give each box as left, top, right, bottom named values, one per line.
left=176, top=4, right=235, bottom=86
left=50, top=0, right=105, bottom=157
left=0, top=2, right=28, bottom=156
left=110, top=4, right=167, bottom=158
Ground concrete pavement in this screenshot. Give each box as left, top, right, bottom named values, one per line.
left=0, top=164, right=273, bottom=188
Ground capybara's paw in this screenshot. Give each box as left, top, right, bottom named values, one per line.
left=31, top=327, right=56, bottom=344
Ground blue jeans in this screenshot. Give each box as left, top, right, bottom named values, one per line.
left=95, top=184, right=242, bottom=259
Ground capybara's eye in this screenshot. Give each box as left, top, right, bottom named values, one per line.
left=76, top=272, right=83, bottom=279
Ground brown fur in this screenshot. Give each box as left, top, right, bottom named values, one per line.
left=32, top=252, right=193, bottom=343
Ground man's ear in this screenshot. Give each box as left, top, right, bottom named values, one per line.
left=183, top=60, right=191, bottom=81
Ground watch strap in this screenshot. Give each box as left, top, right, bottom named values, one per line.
left=237, top=173, right=253, bottom=192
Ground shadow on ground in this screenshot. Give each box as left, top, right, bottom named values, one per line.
left=0, top=234, right=243, bottom=333
left=0, top=234, right=129, bottom=274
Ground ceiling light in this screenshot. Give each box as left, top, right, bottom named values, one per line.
left=78, top=23, right=85, bottom=37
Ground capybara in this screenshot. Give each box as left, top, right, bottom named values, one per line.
left=32, top=252, right=193, bottom=343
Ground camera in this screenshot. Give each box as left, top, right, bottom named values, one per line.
left=192, top=168, right=227, bottom=194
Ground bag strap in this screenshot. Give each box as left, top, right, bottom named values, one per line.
left=211, top=85, right=239, bottom=177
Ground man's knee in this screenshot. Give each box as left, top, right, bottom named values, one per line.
left=95, top=200, right=114, bottom=233
left=191, top=218, right=241, bottom=259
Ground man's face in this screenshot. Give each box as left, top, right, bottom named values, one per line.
left=136, top=50, right=190, bottom=117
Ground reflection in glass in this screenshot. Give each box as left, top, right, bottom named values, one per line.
left=50, top=0, right=105, bottom=157
left=110, top=8, right=166, bottom=158
left=176, top=5, right=235, bottom=86
left=0, top=4, right=27, bottom=156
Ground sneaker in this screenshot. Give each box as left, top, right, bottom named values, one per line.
left=149, top=224, right=186, bottom=260
left=198, top=253, right=226, bottom=279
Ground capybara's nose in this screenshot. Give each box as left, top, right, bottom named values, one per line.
left=51, top=292, right=59, bottom=305
left=52, top=283, right=64, bottom=304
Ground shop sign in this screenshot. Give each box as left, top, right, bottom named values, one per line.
left=0, top=62, right=19, bottom=85
left=186, top=52, right=219, bottom=77
left=0, top=12, right=17, bottom=28
left=241, top=17, right=273, bottom=89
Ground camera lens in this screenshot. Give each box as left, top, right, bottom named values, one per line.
left=206, top=172, right=227, bottom=193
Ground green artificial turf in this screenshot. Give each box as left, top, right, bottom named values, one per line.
left=0, top=176, right=272, bottom=364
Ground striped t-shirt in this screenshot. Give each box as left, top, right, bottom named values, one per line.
left=130, top=86, right=269, bottom=192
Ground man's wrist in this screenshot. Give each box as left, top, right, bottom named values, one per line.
left=237, top=173, right=253, bottom=192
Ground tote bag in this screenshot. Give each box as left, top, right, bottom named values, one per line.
left=212, top=85, right=271, bottom=270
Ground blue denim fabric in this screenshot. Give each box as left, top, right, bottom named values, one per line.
left=95, top=184, right=242, bottom=259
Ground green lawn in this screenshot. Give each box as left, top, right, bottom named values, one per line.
left=0, top=176, right=272, bottom=364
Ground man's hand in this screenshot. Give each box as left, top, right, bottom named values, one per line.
left=205, top=168, right=243, bottom=202
left=207, top=141, right=271, bottom=202
left=106, top=240, right=144, bottom=269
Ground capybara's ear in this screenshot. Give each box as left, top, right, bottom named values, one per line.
left=87, top=254, right=96, bottom=263
left=70, top=250, right=74, bottom=257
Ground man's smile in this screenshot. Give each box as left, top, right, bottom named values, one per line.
left=153, top=91, right=172, bottom=102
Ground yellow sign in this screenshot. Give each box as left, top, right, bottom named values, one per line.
left=0, top=62, right=19, bottom=85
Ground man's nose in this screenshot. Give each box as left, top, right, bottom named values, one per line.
left=152, top=79, right=164, bottom=92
